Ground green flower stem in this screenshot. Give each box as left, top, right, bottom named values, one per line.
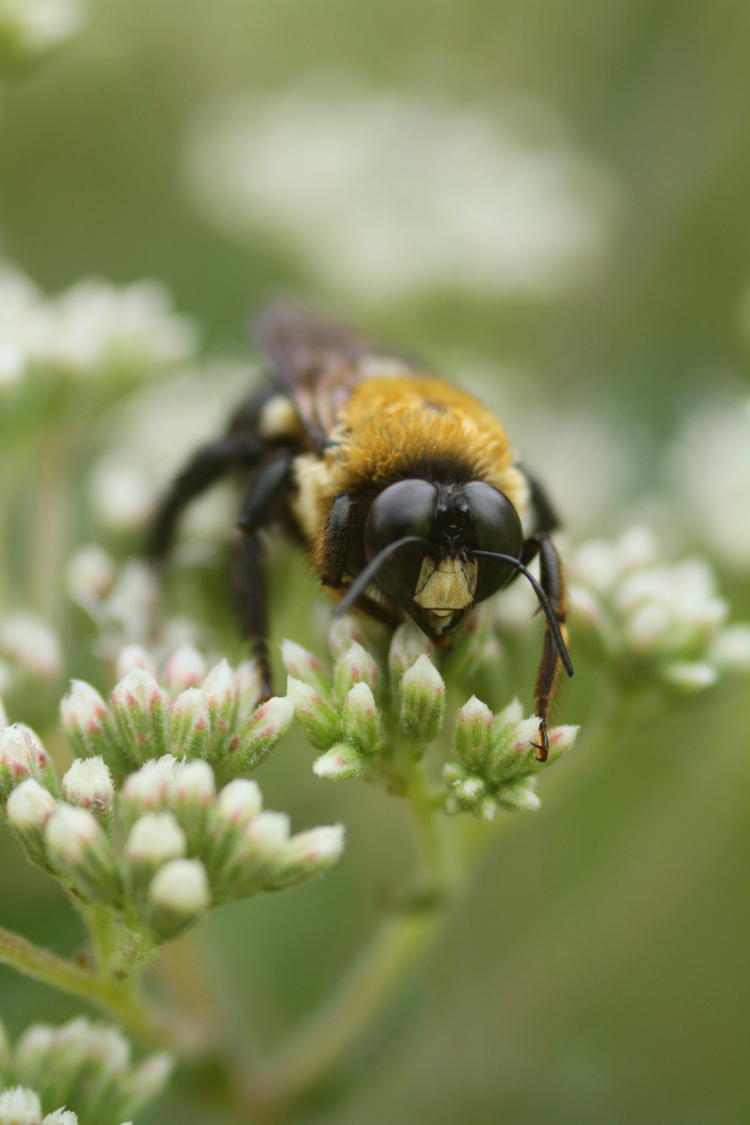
left=0, top=922, right=175, bottom=1048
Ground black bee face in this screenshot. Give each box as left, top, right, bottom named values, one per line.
left=363, top=479, right=524, bottom=636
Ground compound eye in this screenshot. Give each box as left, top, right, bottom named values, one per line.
left=364, top=480, right=437, bottom=603
left=464, top=481, right=524, bottom=602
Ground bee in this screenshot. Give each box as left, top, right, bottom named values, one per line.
left=147, top=303, right=572, bottom=759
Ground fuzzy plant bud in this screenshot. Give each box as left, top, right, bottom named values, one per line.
left=215, top=779, right=262, bottom=826
left=234, top=660, right=262, bottom=722
left=111, top=667, right=167, bottom=763
left=66, top=544, right=116, bottom=609
left=662, top=661, right=718, bottom=692
left=149, top=858, right=210, bottom=939
left=59, top=680, right=110, bottom=761
left=341, top=682, right=381, bottom=756
left=281, top=640, right=328, bottom=692
left=0, top=1087, right=41, bottom=1125
left=201, top=660, right=237, bottom=738
left=0, top=725, right=56, bottom=800
left=313, top=742, right=365, bottom=781
left=163, top=645, right=207, bottom=693
left=44, top=804, right=119, bottom=902
left=61, top=757, right=114, bottom=818
left=497, top=778, right=542, bottom=812
left=214, top=811, right=292, bottom=899
left=334, top=642, right=380, bottom=702
left=125, top=813, right=186, bottom=875
left=42, top=1112, right=77, bottom=1125
left=286, top=677, right=341, bottom=750
left=707, top=624, right=750, bottom=672
left=168, top=688, right=210, bottom=760
left=0, top=614, right=61, bottom=682
left=6, top=779, right=57, bottom=865
left=388, top=621, right=434, bottom=681
left=271, top=824, right=346, bottom=890
left=122, top=1052, right=173, bottom=1117
left=115, top=645, right=157, bottom=680
left=398, top=654, right=445, bottom=743
left=120, top=756, right=176, bottom=829
left=327, top=614, right=367, bottom=657
left=226, top=696, right=294, bottom=774
left=454, top=696, right=494, bottom=772
left=168, top=761, right=215, bottom=852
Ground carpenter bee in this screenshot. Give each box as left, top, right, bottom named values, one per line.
left=147, top=304, right=572, bottom=759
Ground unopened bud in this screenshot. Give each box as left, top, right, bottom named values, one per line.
left=44, top=804, right=119, bottom=902
left=115, top=645, right=157, bottom=680
left=120, top=756, right=177, bottom=828
left=149, top=859, right=210, bottom=939
left=0, top=613, right=61, bottom=681
left=169, top=689, right=210, bottom=761
left=270, top=824, right=345, bottom=889
left=708, top=624, right=750, bottom=672
left=215, top=779, right=262, bottom=825
left=163, top=645, right=207, bottom=693
left=234, top=660, right=262, bottom=722
left=6, top=779, right=57, bottom=865
left=388, top=621, right=434, bottom=681
left=169, top=761, right=215, bottom=852
left=313, top=743, right=365, bottom=780
left=0, top=1087, right=42, bottom=1125
left=455, top=696, right=494, bottom=770
left=62, top=757, right=114, bottom=817
left=126, top=813, right=186, bottom=868
left=67, top=544, right=117, bottom=608
left=111, top=668, right=167, bottom=763
left=662, top=661, right=718, bottom=692
left=281, top=640, right=328, bottom=692
left=59, top=680, right=111, bottom=761
left=398, top=654, right=445, bottom=743
left=0, top=725, right=56, bottom=799
left=42, top=1111, right=78, bottom=1125
left=328, top=614, right=366, bottom=656
left=124, top=1052, right=174, bottom=1115
left=228, top=696, right=294, bottom=772
left=201, top=660, right=237, bottom=737
left=286, top=677, right=341, bottom=750
left=341, top=683, right=381, bottom=755
left=334, top=642, right=379, bottom=701
left=498, top=778, right=541, bottom=812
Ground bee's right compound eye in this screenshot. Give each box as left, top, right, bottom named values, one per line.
left=364, top=480, right=437, bottom=603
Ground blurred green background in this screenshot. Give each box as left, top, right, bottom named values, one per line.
left=1, top=1, right=750, bottom=1122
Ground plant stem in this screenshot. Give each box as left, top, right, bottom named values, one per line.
left=0, top=922, right=176, bottom=1048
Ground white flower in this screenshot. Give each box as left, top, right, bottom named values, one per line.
left=186, top=83, right=615, bottom=302
left=0, top=1086, right=42, bottom=1125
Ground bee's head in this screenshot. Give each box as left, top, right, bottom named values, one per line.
left=361, top=479, right=524, bottom=637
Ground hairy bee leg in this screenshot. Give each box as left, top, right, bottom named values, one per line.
left=146, top=434, right=263, bottom=566
left=523, top=533, right=569, bottom=761
left=234, top=452, right=295, bottom=697
left=318, top=493, right=355, bottom=584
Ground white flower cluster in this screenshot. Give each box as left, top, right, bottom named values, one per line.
left=0, top=612, right=62, bottom=691
left=569, top=527, right=750, bottom=690
left=0, top=1015, right=170, bottom=1125
left=0, top=713, right=343, bottom=943
left=59, top=643, right=293, bottom=784
left=0, top=267, right=195, bottom=393
left=0, top=0, right=84, bottom=71
left=282, top=617, right=577, bottom=817
left=186, top=83, right=615, bottom=302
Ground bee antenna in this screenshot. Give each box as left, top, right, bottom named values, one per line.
left=470, top=550, right=574, bottom=677
left=335, top=536, right=431, bottom=618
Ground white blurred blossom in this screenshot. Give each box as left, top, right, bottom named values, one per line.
left=0, top=267, right=195, bottom=389
left=186, top=83, right=616, bottom=302
left=668, top=394, right=750, bottom=571
left=0, top=613, right=61, bottom=681
left=0, top=0, right=84, bottom=68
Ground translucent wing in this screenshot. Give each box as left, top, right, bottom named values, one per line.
left=254, top=302, right=423, bottom=450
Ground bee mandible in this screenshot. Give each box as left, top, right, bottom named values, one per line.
left=147, top=304, right=573, bottom=759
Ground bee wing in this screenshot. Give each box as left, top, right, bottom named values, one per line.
left=254, top=302, right=423, bottom=449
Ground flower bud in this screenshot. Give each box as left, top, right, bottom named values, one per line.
left=398, top=654, right=445, bottom=743
left=115, top=645, right=157, bottom=680
left=662, top=661, right=718, bottom=692
left=44, top=804, right=119, bottom=902
left=67, top=544, right=116, bottom=609
left=163, top=645, right=207, bottom=693
left=313, top=743, right=365, bottom=781
left=234, top=660, right=262, bottom=722
left=286, top=677, right=341, bottom=750
left=149, top=859, right=210, bottom=939
left=334, top=642, right=379, bottom=702
left=227, top=696, right=294, bottom=772
left=341, top=683, right=381, bottom=756
left=546, top=724, right=579, bottom=762
left=281, top=640, right=328, bottom=692
left=168, top=761, right=215, bottom=852
left=708, top=624, right=750, bottom=672
left=388, top=621, right=434, bottom=681
left=6, top=780, right=57, bottom=865
left=328, top=614, right=366, bottom=657
left=111, top=668, right=167, bottom=763
left=215, top=812, right=291, bottom=899
left=61, top=757, right=114, bottom=817
left=498, top=778, right=541, bottom=812
left=0, top=1087, right=42, bottom=1125
left=0, top=725, right=56, bottom=800
left=270, top=824, right=345, bottom=890
left=120, top=756, right=177, bottom=829
left=215, top=779, right=262, bottom=826
left=122, top=1052, right=173, bottom=1116
left=0, top=613, right=61, bottom=681
left=454, top=696, right=494, bottom=771
left=59, top=680, right=112, bottom=762
left=42, top=1111, right=78, bottom=1125
left=125, top=813, right=186, bottom=870
left=168, top=689, right=210, bottom=761
left=201, top=660, right=237, bottom=742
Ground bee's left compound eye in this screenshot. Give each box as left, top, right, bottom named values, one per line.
left=464, top=481, right=524, bottom=602
left=364, top=480, right=437, bottom=603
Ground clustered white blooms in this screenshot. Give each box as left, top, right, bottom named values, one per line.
left=0, top=1015, right=170, bottom=1125
left=0, top=267, right=196, bottom=393
left=282, top=616, right=578, bottom=819
left=0, top=612, right=62, bottom=690
left=568, top=526, right=750, bottom=690
left=0, top=646, right=342, bottom=945
left=0, top=0, right=84, bottom=70
left=186, top=82, right=616, bottom=302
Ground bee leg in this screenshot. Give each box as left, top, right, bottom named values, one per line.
left=522, top=533, right=569, bottom=762
left=146, top=434, right=263, bottom=566
left=520, top=467, right=561, bottom=535
left=234, top=451, right=295, bottom=698
left=318, top=496, right=401, bottom=627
